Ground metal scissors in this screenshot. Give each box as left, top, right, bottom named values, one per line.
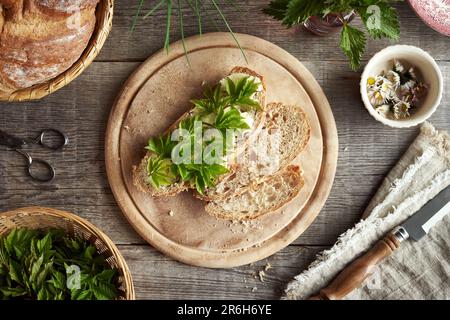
left=0, top=129, right=69, bottom=182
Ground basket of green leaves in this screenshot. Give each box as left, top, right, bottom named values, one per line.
left=0, top=207, right=134, bottom=300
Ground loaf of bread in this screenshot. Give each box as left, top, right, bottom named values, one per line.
left=0, top=0, right=99, bottom=94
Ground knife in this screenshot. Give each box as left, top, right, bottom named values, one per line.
left=309, top=184, right=450, bottom=300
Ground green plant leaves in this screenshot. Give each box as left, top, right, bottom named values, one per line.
left=340, top=23, right=367, bottom=70
left=0, top=228, right=119, bottom=300
left=215, top=106, right=250, bottom=130
left=186, top=163, right=229, bottom=194
left=146, top=134, right=176, bottom=158
left=225, top=77, right=262, bottom=111
left=145, top=75, right=261, bottom=193
left=263, top=0, right=291, bottom=20
left=356, top=1, right=400, bottom=40
left=132, top=0, right=246, bottom=62
left=264, top=0, right=326, bottom=26
left=284, top=0, right=326, bottom=26
left=264, top=0, right=401, bottom=70
left=147, top=157, right=177, bottom=188
left=192, top=85, right=227, bottom=115
left=165, top=0, right=173, bottom=53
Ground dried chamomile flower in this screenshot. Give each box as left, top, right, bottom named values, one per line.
left=401, top=79, right=416, bottom=91
left=375, top=104, right=391, bottom=117
left=367, top=59, right=428, bottom=120
left=394, top=60, right=405, bottom=73
left=368, top=77, right=395, bottom=106
left=393, top=101, right=411, bottom=119
left=411, top=82, right=428, bottom=104
left=386, top=70, right=400, bottom=89
left=367, top=77, right=376, bottom=86
left=368, top=88, right=385, bottom=106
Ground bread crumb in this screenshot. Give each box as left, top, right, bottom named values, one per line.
left=168, top=210, right=174, bottom=217
left=258, top=270, right=266, bottom=282
left=251, top=287, right=258, bottom=292
left=228, top=220, right=262, bottom=234
left=265, top=263, right=272, bottom=271
left=124, top=125, right=130, bottom=131
left=344, top=146, right=349, bottom=152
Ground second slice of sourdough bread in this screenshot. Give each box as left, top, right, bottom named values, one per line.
left=133, top=67, right=267, bottom=197
left=199, top=103, right=311, bottom=201
left=205, top=165, right=304, bottom=220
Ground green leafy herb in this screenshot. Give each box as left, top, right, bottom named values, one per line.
left=181, top=163, right=229, bottom=194
left=215, top=106, right=250, bottom=130
left=131, top=0, right=247, bottom=62
left=0, top=229, right=119, bottom=300
left=356, top=1, right=400, bottom=40
left=145, top=75, right=261, bottom=193
left=264, top=0, right=401, bottom=70
left=224, top=77, right=262, bottom=111
left=146, top=134, right=176, bottom=158
left=340, top=24, right=367, bottom=71
left=146, top=157, right=177, bottom=188
left=283, top=0, right=326, bottom=27
left=192, top=76, right=261, bottom=115
left=192, top=85, right=226, bottom=115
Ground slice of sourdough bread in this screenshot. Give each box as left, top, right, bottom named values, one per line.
left=199, top=103, right=311, bottom=201
left=205, top=165, right=304, bottom=220
left=133, top=67, right=266, bottom=197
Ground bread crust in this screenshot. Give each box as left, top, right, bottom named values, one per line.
left=0, top=0, right=99, bottom=94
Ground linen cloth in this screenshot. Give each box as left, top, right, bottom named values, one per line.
left=284, top=123, right=450, bottom=300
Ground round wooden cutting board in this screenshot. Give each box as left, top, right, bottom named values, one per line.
left=105, top=33, right=338, bottom=268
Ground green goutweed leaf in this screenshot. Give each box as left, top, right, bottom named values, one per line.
left=0, top=228, right=120, bottom=300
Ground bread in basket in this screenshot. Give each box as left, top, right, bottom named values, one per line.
left=0, top=0, right=113, bottom=101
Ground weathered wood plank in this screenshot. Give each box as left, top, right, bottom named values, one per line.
left=117, top=244, right=324, bottom=300
left=99, top=2, right=450, bottom=62
left=1, top=61, right=449, bottom=247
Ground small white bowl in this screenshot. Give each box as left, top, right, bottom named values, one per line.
left=360, top=45, right=443, bottom=128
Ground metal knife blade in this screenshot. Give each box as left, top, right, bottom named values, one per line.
left=400, top=184, right=450, bottom=241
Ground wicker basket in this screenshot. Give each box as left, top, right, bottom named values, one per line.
left=0, top=207, right=135, bottom=300
left=1, top=0, right=114, bottom=102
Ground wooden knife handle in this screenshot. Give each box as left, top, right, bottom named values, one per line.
left=309, top=232, right=401, bottom=300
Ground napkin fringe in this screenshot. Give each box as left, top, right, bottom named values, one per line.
left=421, top=122, right=450, bottom=159
left=390, top=148, right=434, bottom=193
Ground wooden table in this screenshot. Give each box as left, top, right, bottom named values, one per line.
left=0, top=2, right=448, bottom=299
